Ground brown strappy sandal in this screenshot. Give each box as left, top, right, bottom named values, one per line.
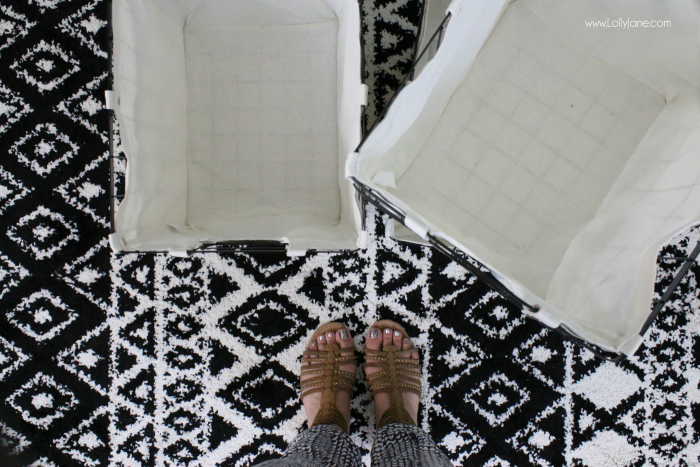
left=300, top=322, right=357, bottom=434
left=364, top=319, right=422, bottom=428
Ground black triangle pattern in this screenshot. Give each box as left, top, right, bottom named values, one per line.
left=0, top=0, right=698, bottom=466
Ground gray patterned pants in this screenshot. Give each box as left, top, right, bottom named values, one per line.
left=255, top=423, right=453, bottom=466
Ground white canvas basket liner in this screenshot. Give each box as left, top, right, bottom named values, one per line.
left=353, top=0, right=700, bottom=355
left=110, top=0, right=364, bottom=253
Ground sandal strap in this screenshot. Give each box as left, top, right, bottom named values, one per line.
left=300, top=339, right=357, bottom=434
left=300, top=386, right=325, bottom=398
left=301, top=368, right=355, bottom=378
left=301, top=373, right=352, bottom=385
left=301, top=381, right=355, bottom=399
left=363, top=344, right=421, bottom=427
left=301, top=373, right=355, bottom=390
left=377, top=404, right=416, bottom=428
left=312, top=401, right=349, bottom=434
left=367, top=380, right=421, bottom=398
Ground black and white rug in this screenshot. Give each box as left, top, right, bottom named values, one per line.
left=1, top=0, right=699, bottom=466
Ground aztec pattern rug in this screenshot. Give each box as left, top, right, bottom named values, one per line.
left=0, top=0, right=699, bottom=466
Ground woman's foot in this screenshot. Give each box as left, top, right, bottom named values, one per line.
left=301, top=326, right=356, bottom=429
left=364, top=325, right=421, bottom=425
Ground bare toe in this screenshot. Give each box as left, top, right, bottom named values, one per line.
left=366, top=327, right=381, bottom=350
left=392, top=330, right=403, bottom=348
left=308, top=340, right=318, bottom=357
left=337, top=328, right=354, bottom=350
left=382, top=327, right=393, bottom=348
left=325, top=330, right=336, bottom=347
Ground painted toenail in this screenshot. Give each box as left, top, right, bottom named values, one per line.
left=340, top=329, right=349, bottom=339
left=327, top=332, right=334, bottom=338
left=319, top=334, right=325, bottom=340
left=394, top=331, right=400, bottom=337
left=369, top=329, right=379, bottom=339
left=311, top=341, right=317, bottom=346
left=404, top=338, right=411, bottom=343
left=385, top=329, right=391, bottom=335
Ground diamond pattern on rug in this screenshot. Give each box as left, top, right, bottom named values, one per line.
left=7, top=289, right=78, bottom=342
left=0, top=0, right=698, bottom=466
left=8, top=372, right=78, bottom=429
left=6, top=206, right=79, bottom=260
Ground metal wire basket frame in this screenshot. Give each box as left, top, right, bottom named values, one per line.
left=353, top=13, right=700, bottom=362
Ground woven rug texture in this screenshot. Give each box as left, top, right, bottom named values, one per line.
left=0, top=0, right=699, bottom=466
